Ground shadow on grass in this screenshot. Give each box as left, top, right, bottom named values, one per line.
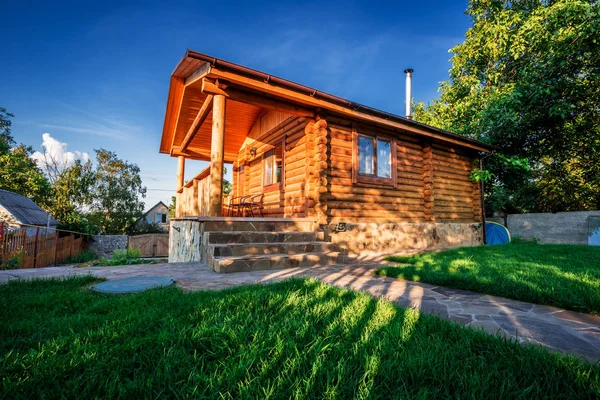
left=0, top=276, right=598, bottom=398
left=377, top=243, right=600, bottom=315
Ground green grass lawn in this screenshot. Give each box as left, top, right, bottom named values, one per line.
left=377, top=242, right=600, bottom=315
left=1, top=277, right=598, bottom=398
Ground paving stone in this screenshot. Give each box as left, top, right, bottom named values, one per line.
left=552, top=310, right=600, bottom=326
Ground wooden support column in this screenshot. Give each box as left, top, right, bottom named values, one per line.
left=208, top=95, right=226, bottom=217
left=176, top=156, right=185, bottom=217
left=177, top=156, right=185, bottom=189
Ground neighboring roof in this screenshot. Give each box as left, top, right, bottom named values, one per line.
left=161, top=49, right=494, bottom=156
left=137, top=201, right=169, bottom=222
left=0, top=189, right=59, bottom=226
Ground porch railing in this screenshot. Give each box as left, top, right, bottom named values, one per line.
left=176, top=167, right=232, bottom=218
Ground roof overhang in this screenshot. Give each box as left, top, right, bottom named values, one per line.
left=160, top=50, right=494, bottom=160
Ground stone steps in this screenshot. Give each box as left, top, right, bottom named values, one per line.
left=211, top=242, right=336, bottom=257
left=207, top=231, right=325, bottom=244
left=212, top=252, right=345, bottom=273
left=202, top=219, right=315, bottom=233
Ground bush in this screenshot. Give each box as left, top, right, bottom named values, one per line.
left=127, top=221, right=164, bottom=235
left=63, top=250, right=98, bottom=264
left=100, top=248, right=143, bottom=266
left=1, top=251, right=22, bottom=270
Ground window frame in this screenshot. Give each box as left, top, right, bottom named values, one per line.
left=262, top=141, right=285, bottom=193
left=352, top=129, right=397, bottom=188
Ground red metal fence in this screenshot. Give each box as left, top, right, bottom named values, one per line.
left=0, top=224, right=84, bottom=269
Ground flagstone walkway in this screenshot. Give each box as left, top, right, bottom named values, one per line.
left=1, top=262, right=600, bottom=362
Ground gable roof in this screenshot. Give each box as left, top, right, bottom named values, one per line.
left=0, top=190, right=59, bottom=226
left=161, top=49, right=494, bottom=159
left=137, top=201, right=169, bottom=222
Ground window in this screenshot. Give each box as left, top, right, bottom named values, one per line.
left=263, top=142, right=284, bottom=190
left=155, top=213, right=167, bottom=224
left=353, top=131, right=396, bottom=187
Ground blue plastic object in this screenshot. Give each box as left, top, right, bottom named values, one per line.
left=92, top=276, right=174, bottom=294
left=485, top=221, right=511, bottom=245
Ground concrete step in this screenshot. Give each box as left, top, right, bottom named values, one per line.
left=207, top=231, right=325, bottom=245
left=212, top=252, right=345, bottom=273
left=211, top=242, right=336, bottom=257
left=202, top=219, right=315, bottom=233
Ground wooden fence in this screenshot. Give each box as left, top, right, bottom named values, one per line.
left=129, top=234, right=169, bottom=257
left=0, top=224, right=84, bottom=269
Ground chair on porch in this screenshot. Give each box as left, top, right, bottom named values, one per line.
left=228, top=195, right=249, bottom=217
left=241, top=194, right=264, bottom=217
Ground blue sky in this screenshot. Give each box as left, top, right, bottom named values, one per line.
left=1, top=0, right=471, bottom=210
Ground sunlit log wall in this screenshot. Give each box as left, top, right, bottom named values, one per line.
left=231, top=111, right=483, bottom=253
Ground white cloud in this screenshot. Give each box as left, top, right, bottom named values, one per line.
left=31, top=133, right=90, bottom=173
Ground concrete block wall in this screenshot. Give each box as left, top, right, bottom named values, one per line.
left=490, top=211, right=600, bottom=245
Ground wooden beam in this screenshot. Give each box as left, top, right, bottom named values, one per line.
left=208, top=94, right=226, bottom=217
left=184, top=63, right=211, bottom=86
left=180, top=94, right=214, bottom=152
left=207, top=67, right=491, bottom=153
left=201, top=78, right=315, bottom=118
left=177, top=156, right=185, bottom=191
left=201, top=79, right=229, bottom=97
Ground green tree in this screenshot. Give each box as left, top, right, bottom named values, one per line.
left=87, top=149, right=146, bottom=234
left=0, top=109, right=52, bottom=207
left=51, top=160, right=97, bottom=234
left=414, top=0, right=600, bottom=213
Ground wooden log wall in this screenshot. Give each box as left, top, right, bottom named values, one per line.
left=233, top=110, right=310, bottom=218
left=327, top=121, right=426, bottom=222
left=326, top=118, right=482, bottom=223
left=227, top=110, right=483, bottom=223
left=431, top=143, right=482, bottom=222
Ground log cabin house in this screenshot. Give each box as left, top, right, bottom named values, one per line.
left=162, top=50, right=493, bottom=272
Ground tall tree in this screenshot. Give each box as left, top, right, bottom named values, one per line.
left=0, top=108, right=52, bottom=207
left=414, top=0, right=600, bottom=213
left=87, top=149, right=146, bottom=234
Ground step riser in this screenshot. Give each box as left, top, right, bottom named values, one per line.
left=208, top=231, right=325, bottom=245
left=213, top=253, right=345, bottom=274
left=203, top=221, right=315, bottom=233
left=212, top=243, right=336, bottom=257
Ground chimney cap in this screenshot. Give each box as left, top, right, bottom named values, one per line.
left=404, top=68, right=414, bottom=74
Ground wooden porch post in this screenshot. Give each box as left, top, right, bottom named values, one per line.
left=209, top=95, right=226, bottom=217
left=176, top=156, right=185, bottom=217
left=177, top=156, right=185, bottom=189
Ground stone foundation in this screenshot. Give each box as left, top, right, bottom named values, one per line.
left=325, top=222, right=482, bottom=255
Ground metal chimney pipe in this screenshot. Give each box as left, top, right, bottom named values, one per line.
left=404, top=68, right=414, bottom=119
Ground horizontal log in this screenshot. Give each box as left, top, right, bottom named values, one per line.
left=329, top=209, right=425, bottom=218
left=330, top=183, right=423, bottom=197
left=328, top=201, right=423, bottom=212
left=328, top=192, right=423, bottom=205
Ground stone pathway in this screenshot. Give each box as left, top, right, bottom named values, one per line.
left=1, top=262, right=600, bottom=362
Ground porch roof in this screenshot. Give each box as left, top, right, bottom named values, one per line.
left=160, top=50, right=494, bottom=161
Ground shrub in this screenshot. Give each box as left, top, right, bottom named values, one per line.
left=63, top=250, right=98, bottom=264
left=100, top=248, right=143, bottom=266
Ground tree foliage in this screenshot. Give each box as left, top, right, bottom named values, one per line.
left=0, top=109, right=52, bottom=207
left=414, top=0, right=600, bottom=212
left=87, top=149, right=146, bottom=234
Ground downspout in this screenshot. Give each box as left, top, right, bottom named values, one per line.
left=479, top=151, right=494, bottom=244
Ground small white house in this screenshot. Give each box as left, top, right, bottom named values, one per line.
left=135, top=201, right=170, bottom=232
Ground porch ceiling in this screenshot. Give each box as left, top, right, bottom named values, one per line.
left=172, top=87, right=262, bottom=162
